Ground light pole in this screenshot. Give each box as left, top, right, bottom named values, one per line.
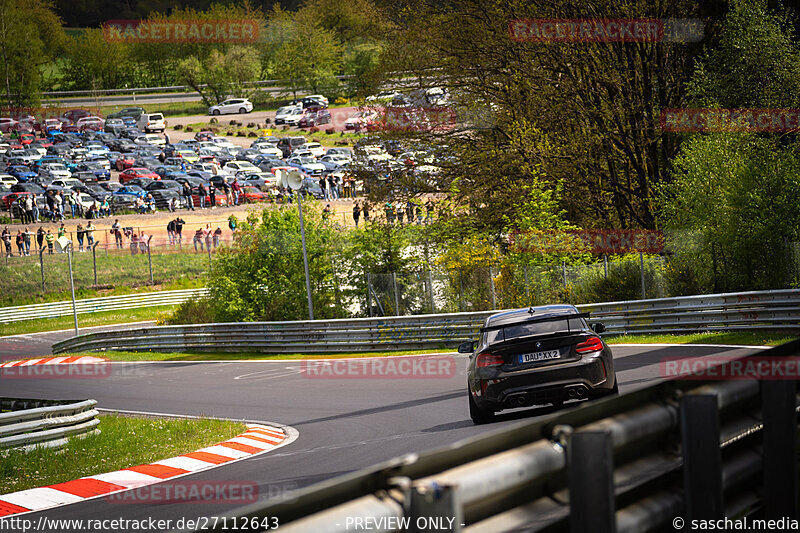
left=283, top=169, right=314, bottom=320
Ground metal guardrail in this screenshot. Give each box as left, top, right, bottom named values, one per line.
left=0, top=288, right=208, bottom=324
left=181, top=339, right=800, bottom=533
left=52, top=289, right=800, bottom=354
left=0, top=398, right=99, bottom=452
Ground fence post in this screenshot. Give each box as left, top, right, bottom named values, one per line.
left=207, top=242, right=212, bottom=270
left=392, top=272, right=400, bottom=316
left=569, top=430, right=616, bottom=533
left=680, top=394, right=723, bottom=521
left=524, top=264, right=530, bottom=305
left=458, top=271, right=465, bottom=312
left=92, top=241, right=99, bottom=286
left=639, top=252, right=646, bottom=299
left=489, top=266, right=497, bottom=310
left=604, top=254, right=608, bottom=280
left=39, top=246, right=46, bottom=292
left=147, top=237, right=154, bottom=284
left=761, top=379, right=798, bottom=518
left=562, top=262, right=567, bottom=288
left=409, top=482, right=462, bottom=533
left=427, top=269, right=435, bottom=313
left=367, top=272, right=373, bottom=317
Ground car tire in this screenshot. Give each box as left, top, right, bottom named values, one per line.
left=468, top=389, right=495, bottom=425
left=213, top=109, right=221, bottom=116
left=239, top=108, right=247, bottom=114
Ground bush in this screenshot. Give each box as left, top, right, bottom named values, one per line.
left=166, top=297, right=215, bottom=325
left=570, top=255, right=666, bottom=303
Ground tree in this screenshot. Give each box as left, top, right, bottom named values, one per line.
left=62, top=29, right=132, bottom=90
left=203, top=203, right=345, bottom=322
left=0, top=0, right=66, bottom=107
left=177, top=46, right=261, bottom=106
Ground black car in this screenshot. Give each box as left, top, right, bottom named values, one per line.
left=146, top=179, right=181, bottom=192
left=277, top=136, right=307, bottom=158
left=149, top=189, right=182, bottom=210
left=461, top=305, right=617, bottom=424
left=71, top=182, right=109, bottom=201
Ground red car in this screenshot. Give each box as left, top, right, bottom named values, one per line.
left=2, top=191, right=34, bottom=212
left=192, top=188, right=229, bottom=207
left=120, top=167, right=160, bottom=184
left=240, top=186, right=268, bottom=203
left=19, top=133, right=35, bottom=145
left=115, top=154, right=135, bottom=171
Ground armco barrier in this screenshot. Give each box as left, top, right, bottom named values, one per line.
left=0, top=288, right=208, bottom=324
left=0, top=398, right=99, bottom=451
left=51, top=289, right=800, bottom=354
left=178, top=339, right=800, bottom=533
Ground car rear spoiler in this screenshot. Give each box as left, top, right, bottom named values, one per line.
left=480, top=312, right=591, bottom=332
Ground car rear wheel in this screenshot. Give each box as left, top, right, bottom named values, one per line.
left=239, top=108, right=247, bottom=114
left=468, top=389, right=495, bottom=425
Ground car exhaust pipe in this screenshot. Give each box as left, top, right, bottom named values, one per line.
left=567, top=388, right=577, bottom=398
left=575, top=387, right=586, bottom=398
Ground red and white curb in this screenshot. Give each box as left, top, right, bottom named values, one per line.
left=0, top=423, right=292, bottom=517
left=0, top=356, right=107, bottom=368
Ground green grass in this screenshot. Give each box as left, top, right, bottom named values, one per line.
left=0, top=249, right=207, bottom=307
left=0, top=414, right=245, bottom=495
left=65, top=348, right=455, bottom=361
left=0, top=305, right=175, bottom=337
left=605, top=331, right=796, bottom=346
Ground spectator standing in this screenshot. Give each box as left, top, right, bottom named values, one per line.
left=209, top=184, right=216, bottom=208
left=58, top=223, right=66, bottom=240
left=175, top=217, right=185, bottom=245
left=167, top=219, right=176, bottom=245
left=22, top=228, right=30, bottom=255
left=15, top=230, right=23, bottom=256
left=111, top=219, right=123, bottom=248
left=138, top=232, right=149, bottom=254
left=204, top=224, right=212, bottom=250
left=31, top=195, right=39, bottom=222
left=406, top=200, right=415, bottom=224
left=363, top=203, right=370, bottom=222
left=76, top=223, right=85, bottom=251
left=213, top=226, right=222, bottom=249
left=222, top=179, right=232, bottom=205
left=130, top=233, right=139, bottom=255
left=36, top=227, right=45, bottom=251
left=193, top=227, right=204, bottom=251
left=198, top=183, right=207, bottom=209
left=385, top=202, right=394, bottom=224
left=353, top=202, right=361, bottom=227
left=45, top=229, right=54, bottom=254
left=24, top=195, right=33, bottom=224
left=227, top=215, right=237, bottom=233
left=2, top=227, right=11, bottom=256
left=231, top=179, right=241, bottom=205
left=183, top=182, right=194, bottom=211
left=320, top=176, right=328, bottom=200
left=85, top=221, right=95, bottom=248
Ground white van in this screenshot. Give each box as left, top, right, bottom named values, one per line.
left=137, top=113, right=166, bottom=133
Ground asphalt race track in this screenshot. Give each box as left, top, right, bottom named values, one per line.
left=0, top=329, right=766, bottom=532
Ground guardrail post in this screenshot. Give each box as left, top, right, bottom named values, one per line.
left=367, top=272, right=373, bottom=317
left=562, top=262, right=567, bottom=288
left=409, top=482, right=462, bottom=533
left=680, top=394, right=722, bottom=521
left=524, top=265, right=530, bottom=305
left=761, top=379, right=798, bottom=518
left=569, top=430, right=616, bottom=533
left=603, top=254, right=608, bottom=279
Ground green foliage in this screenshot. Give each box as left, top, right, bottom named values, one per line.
left=199, top=202, right=345, bottom=322
left=62, top=29, right=132, bottom=91
left=177, top=46, right=261, bottom=106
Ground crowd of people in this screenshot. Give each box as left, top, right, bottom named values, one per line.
left=13, top=190, right=111, bottom=224
left=0, top=221, right=98, bottom=256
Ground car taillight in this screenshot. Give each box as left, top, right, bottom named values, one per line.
left=477, top=352, right=504, bottom=367
left=576, top=336, right=603, bottom=354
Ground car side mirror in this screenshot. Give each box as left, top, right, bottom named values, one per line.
left=591, top=323, right=606, bottom=334
left=457, top=341, right=476, bottom=354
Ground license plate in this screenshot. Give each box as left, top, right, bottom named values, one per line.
left=518, top=350, right=560, bottom=363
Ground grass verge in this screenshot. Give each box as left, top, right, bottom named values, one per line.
left=0, top=414, right=245, bottom=495
left=605, top=331, right=796, bottom=347
left=0, top=306, right=174, bottom=337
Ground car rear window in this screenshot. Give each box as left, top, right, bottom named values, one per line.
left=150, top=114, right=164, bottom=120
left=485, top=317, right=586, bottom=345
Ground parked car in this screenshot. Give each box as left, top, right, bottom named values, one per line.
left=221, top=160, right=260, bottom=176
left=240, top=185, right=269, bottom=203
left=208, top=98, right=253, bottom=115
left=286, top=155, right=325, bottom=176
left=277, top=136, right=307, bottom=158
left=120, top=167, right=160, bottom=184
left=298, top=142, right=325, bottom=158
left=298, top=109, right=331, bottom=128
left=38, top=162, right=72, bottom=180
left=6, top=165, right=36, bottom=182
left=113, top=185, right=147, bottom=198
left=461, top=305, right=618, bottom=424
left=134, top=134, right=166, bottom=146
left=137, top=113, right=166, bottom=133
left=76, top=116, right=104, bottom=131
left=107, top=107, right=146, bottom=120
left=105, top=118, right=126, bottom=134
left=274, top=106, right=303, bottom=125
